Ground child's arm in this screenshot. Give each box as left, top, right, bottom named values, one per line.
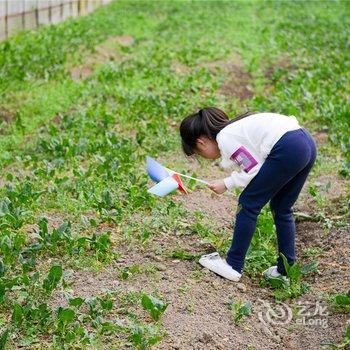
left=223, top=165, right=260, bottom=190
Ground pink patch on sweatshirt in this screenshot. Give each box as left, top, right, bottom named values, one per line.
left=230, top=146, right=258, bottom=173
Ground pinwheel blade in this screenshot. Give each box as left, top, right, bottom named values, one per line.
left=172, top=173, right=188, bottom=194
left=147, top=176, right=179, bottom=197
left=146, top=156, right=170, bottom=183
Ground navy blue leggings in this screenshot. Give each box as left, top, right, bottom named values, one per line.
left=225, top=128, right=317, bottom=275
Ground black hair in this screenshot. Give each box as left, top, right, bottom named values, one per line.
left=179, top=107, right=255, bottom=156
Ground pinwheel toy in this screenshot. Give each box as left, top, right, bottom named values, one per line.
left=146, top=156, right=209, bottom=197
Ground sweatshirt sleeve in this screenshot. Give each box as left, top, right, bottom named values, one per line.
left=223, top=163, right=261, bottom=190
left=217, top=131, right=261, bottom=190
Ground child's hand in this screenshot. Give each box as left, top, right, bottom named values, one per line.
left=208, top=180, right=227, bottom=194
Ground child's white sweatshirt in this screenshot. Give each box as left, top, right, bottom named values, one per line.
left=216, top=113, right=301, bottom=190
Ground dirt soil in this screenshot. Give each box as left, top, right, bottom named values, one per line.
left=199, top=52, right=254, bottom=100
left=67, top=35, right=135, bottom=81
left=52, top=217, right=349, bottom=350
left=0, top=106, right=14, bottom=124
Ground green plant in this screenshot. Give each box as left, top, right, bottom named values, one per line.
left=264, top=254, right=319, bottom=300
left=141, top=294, right=168, bottom=322
left=302, top=246, right=324, bottom=258
left=329, top=291, right=350, bottom=313
left=0, top=197, right=31, bottom=230
left=171, top=249, right=199, bottom=260
left=245, top=208, right=277, bottom=276
left=120, top=265, right=141, bottom=280
left=191, top=221, right=230, bottom=252
left=43, top=265, right=63, bottom=295
left=127, top=323, right=164, bottom=350
left=308, top=184, right=336, bottom=230
left=228, top=298, right=252, bottom=325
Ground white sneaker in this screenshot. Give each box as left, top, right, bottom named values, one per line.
left=198, top=252, right=242, bottom=281
left=263, top=266, right=289, bottom=282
